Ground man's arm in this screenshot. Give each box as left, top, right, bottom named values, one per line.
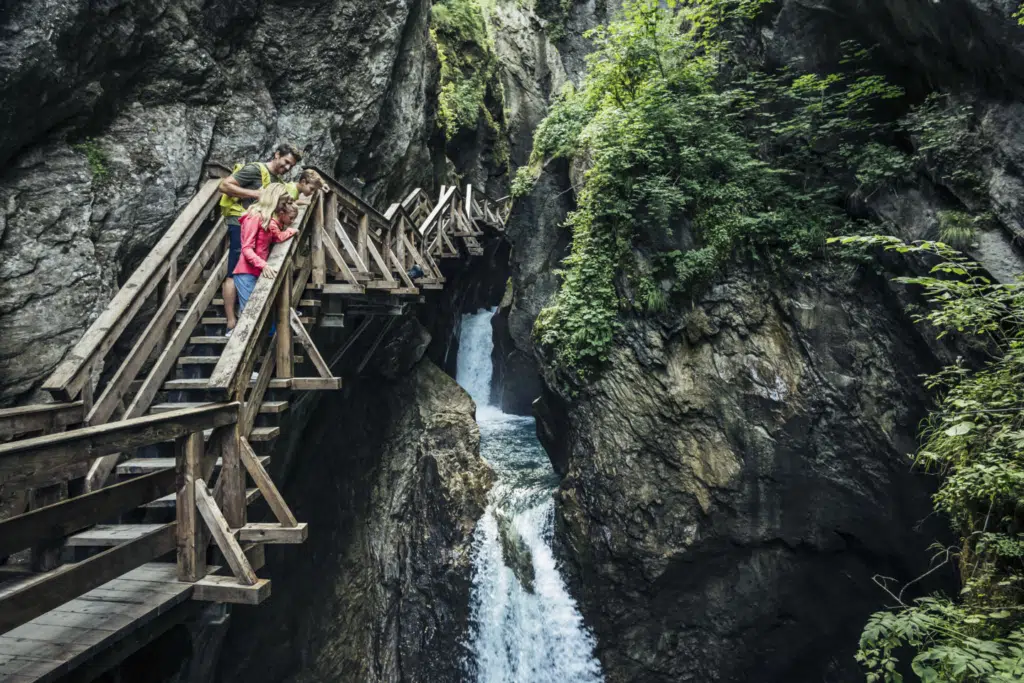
left=219, top=164, right=263, bottom=200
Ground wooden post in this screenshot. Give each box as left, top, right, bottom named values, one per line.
left=276, top=266, right=293, bottom=379
left=327, top=192, right=340, bottom=256
left=29, top=482, right=67, bottom=571
left=312, top=194, right=326, bottom=288
left=357, top=213, right=369, bottom=273
left=176, top=431, right=205, bottom=582
left=81, top=363, right=95, bottom=420
left=218, top=425, right=246, bottom=529
left=397, top=216, right=407, bottom=269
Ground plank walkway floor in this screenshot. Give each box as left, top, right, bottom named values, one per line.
left=0, top=564, right=192, bottom=683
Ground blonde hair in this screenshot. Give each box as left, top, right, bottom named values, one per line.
left=243, top=183, right=294, bottom=230
left=299, top=169, right=324, bottom=192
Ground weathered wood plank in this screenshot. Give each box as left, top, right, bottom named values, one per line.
left=417, top=186, right=456, bottom=237
left=322, top=228, right=361, bottom=285
left=236, top=523, right=307, bottom=544
left=42, top=180, right=223, bottom=401
left=0, top=524, right=176, bottom=635
left=311, top=193, right=326, bottom=288
left=0, top=469, right=175, bottom=557
left=0, top=404, right=239, bottom=489
left=193, top=480, right=256, bottom=585
left=239, top=438, right=296, bottom=527
left=0, top=403, right=83, bottom=441
left=190, top=575, right=270, bottom=605
left=276, top=265, right=293, bottom=380
left=218, top=425, right=245, bottom=530
left=289, top=310, right=332, bottom=379
left=334, top=218, right=369, bottom=273
left=364, top=232, right=396, bottom=283
left=175, top=433, right=203, bottom=582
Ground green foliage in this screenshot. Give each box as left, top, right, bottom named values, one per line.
left=530, top=0, right=855, bottom=378
left=904, top=94, right=987, bottom=194
left=830, top=235, right=1024, bottom=682
left=72, top=138, right=110, bottom=184
left=431, top=0, right=505, bottom=141
left=938, top=211, right=978, bottom=251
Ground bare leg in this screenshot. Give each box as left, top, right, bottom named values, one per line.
left=223, top=278, right=237, bottom=330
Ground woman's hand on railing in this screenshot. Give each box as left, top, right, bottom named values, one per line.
left=262, top=265, right=278, bottom=279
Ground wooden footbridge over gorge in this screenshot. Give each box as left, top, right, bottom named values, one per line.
left=0, top=163, right=507, bottom=683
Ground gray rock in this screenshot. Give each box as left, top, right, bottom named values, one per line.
left=547, top=264, right=951, bottom=682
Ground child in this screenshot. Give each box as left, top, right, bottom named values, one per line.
left=232, top=184, right=299, bottom=316
left=286, top=169, right=325, bottom=206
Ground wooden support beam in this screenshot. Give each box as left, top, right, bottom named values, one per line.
left=242, top=333, right=277, bottom=436
left=0, top=469, right=175, bottom=557
left=389, top=248, right=417, bottom=289
left=191, top=574, right=271, bottom=605
left=218, top=425, right=245, bottom=530
left=290, top=310, right=332, bottom=378
left=322, top=228, right=361, bottom=285
left=312, top=194, right=326, bottom=288
left=0, top=402, right=83, bottom=440
left=357, top=319, right=395, bottom=375
left=194, top=479, right=257, bottom=585
left=334, top=217, right=369, bottom=272
left=0, top=523, right=176, bottom=635
left=276, top=265, right=293, bottom=380
left=357, top=213, right=369, bottom=271
left=0, top=403, right=239, bottom=488
left=236, top=522, right=308, bottom=544
left=42, top=179, right=222, bottom=401
left=239, top=437, right=297, bottom=527
left=176, top=432, right=205, bottom=582
left=290, top=377, right=343, bottom=391
left=364, top=234, right=397, bottom=283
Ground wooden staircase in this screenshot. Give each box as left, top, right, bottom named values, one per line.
left=0, top=162, right=507, bottom=683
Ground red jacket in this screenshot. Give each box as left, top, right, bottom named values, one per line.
left=234, top=212, right=297, bottom=276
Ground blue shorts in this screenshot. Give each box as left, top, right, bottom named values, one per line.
left=227, top=218, right=242, bottom=276
left=233, top=273, right=258, bottom=313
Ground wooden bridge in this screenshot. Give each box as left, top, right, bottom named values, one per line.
left=0, top=164, right=507, bottom=682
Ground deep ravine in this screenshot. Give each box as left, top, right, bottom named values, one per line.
left=455, top=308, right=604, bottom=683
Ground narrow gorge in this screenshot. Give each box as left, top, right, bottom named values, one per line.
left=3, top=1, right=1024, bottom=682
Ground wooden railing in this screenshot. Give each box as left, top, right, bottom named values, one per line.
left=0, top=403, right=240, bottom=634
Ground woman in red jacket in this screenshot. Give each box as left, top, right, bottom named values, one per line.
left=232, top=184, right=299, bottom=319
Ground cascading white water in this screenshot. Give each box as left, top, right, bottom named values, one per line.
left=457, top=307, right=604, bottom=683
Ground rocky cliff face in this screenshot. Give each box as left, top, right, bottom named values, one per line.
left=217, top=356, right=492, bottom=683
left=538, top=263, right=951, bottom=682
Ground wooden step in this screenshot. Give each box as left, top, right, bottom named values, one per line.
left=201, top=316, right=314, bottom=326
left=364, top=281, right=399, bottom=290
left=213, top=298, right=320, bottom=308
left=150, top=401, right=289, bottom=415
left=178, top=356, right=304, bottom=366
left=65, top=523, right=170, bottom=547
left=190, top=336, right=230, bottom=345
left=322, top=283, right=365, bottom=295
left=164, top=378, right=292, bottom=391
left=248, top=426, right=280, bottom=442
left=144, top=488, right=260, bottom=510
left=117, top=456, right=268, bottom=476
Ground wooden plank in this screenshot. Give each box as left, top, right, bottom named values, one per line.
left=389, top=248, right=417, bottom=289
left=289, top=310, right=332, bottom=379
left=242, top=333, right=277, bottom=437
left=0, top=469, right=175, bottom=557
left=236, top=522, right=307, bottom=544
left=0, top=404, right=239, bottom=489
left=322, top=283, right=365, bottom=294
left=334, top=218, right=369, bottom=272
left=175, top=433, right=203, bottom=582
left=65, top=524, right=168, bottom=547
left=357, top=213, right=369, bottom=272
left=116, top=455, right=268, bottom=476
left=218, top=425, right=245, bottom=530
left=42, top=180, right=223, bottom=401
left=311, top=193, right=326, bottom=288
left=0, top=403, right=83, bottom=441
left=401, top=232, right=440, bottom=280
left=0, top=525, right=176, bottom=635
left=29, top=483, right=67, bottom=572
left=87, top=219, right=225, bottom=426
left=239, top=438, right=296, bottom=527
left=308, top=165, right=389, bottom=228
left=417, top=186, right=456, bottom=237
left=190, top=575, right=270, bottom=605
left=193, top=480, right=256, bottom=585
left=322, top=228, right=361, bottom=285
left=289, top=377, right=342, bottom=391
left=364, top=234, right=396, bottom=283
left=276, top=266, right=293, bottom=380
left=86, top=253, right=229, bottom=492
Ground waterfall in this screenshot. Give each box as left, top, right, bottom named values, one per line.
left=456, top=308, right=604, bottom=683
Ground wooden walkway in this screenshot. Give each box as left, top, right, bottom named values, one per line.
left=0, top=164, right=507, bottom=682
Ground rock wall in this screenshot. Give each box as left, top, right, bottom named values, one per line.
left=216, top=357, right=492, bottom=683
left=540, top=264, right=952, bottom=682
left=0, top=0, right=441, bottom=405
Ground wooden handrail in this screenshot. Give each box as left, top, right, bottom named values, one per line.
left=0, top=402, right=83, bottom=440
left=308, top=165, right=391, bottom=229
left=42, top=179, right=223, bottom=401
left=0, top=402, right=239, bottom=487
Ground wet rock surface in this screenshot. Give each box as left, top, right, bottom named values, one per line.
left=217, top=359, right=493, bottom=683
left=546, top=264, right=952, bottom=682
